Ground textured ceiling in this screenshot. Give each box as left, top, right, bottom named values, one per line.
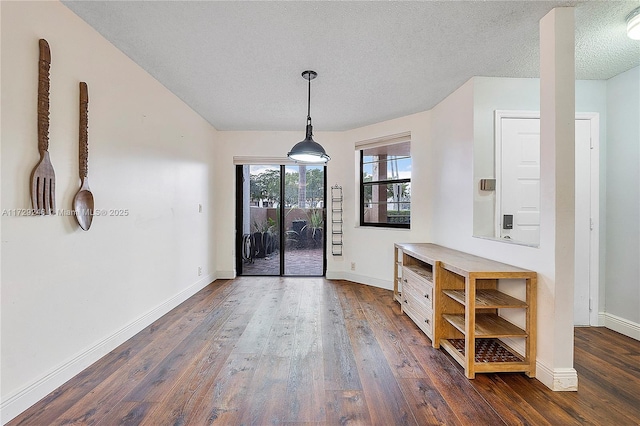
left=61, top=1, right=640, bottom=131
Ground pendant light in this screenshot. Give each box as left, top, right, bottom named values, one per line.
left=287, top=70, right=330, bottom=163
left=627, top=7, right=640, bottom=40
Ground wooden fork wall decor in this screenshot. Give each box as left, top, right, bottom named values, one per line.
left=30, top=38, right=56, bottom=215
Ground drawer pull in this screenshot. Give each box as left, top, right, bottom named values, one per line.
left=403, top=278, right=407, bottom=283
left=425, top=318, right=430, bottom=324
left=403, top=299, right=408, bottom=304
left=424, top=294, right=430, bottom=299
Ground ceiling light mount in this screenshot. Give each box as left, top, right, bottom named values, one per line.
left=302, top=70, right=317, bottom=82
left=626, top=6, right=640, bottom=40
left=287, top=70, right=330, bottom=163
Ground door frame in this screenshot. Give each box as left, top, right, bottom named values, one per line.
left=494, top=110, right=600, bottom=326
left=235, top=162, right=327, bottom=277
left=578, top=112, right=600, bottom=326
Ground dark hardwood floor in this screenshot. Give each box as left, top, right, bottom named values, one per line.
left=9, top=278, right=640, bottom=425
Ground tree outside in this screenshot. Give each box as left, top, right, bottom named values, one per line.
left=251, top=167, right=324, bottom=208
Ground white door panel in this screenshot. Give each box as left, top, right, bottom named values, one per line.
left=517, top=211, right=540, bottom=224
left=574, top=119, right=592, bottom=325
left=500, top=118, right=541, bottom=245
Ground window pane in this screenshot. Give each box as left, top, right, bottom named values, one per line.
left=362, top=182, right=411, bottom=225
left=362, top=163, right=374, bottom=182
left=284, top=164, right=325, bottom=208
left=362, top=156, right=411, bottom=182
left=360, top=140, right=410, bottom=228
left=250, top=165, right=281, bottom=207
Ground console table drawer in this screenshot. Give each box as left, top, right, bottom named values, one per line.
left=402, top=299, right=433, bottom=338
left=402, top=267, right=433, bottom=310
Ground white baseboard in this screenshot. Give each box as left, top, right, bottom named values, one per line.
left=215, top=270, right=236, bottom=280
left=535, top=363, right=578, bottom=391
left=0, top=274, right=214, bottom=425
left=604, top=312, right=640, bottom=341
left=492, top=339, right=578, bottom=392
left=325, top=270, right=393, bottom=290
left=525, top=312, right=638, bottom=391
left=551, top=368, right=579, bottom=391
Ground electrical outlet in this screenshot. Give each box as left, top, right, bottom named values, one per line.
left=198, top=266, right=202, bottom=276
left=351, top=262, right=356, bottom=271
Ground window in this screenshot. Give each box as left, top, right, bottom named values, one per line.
left=358, top=137, right=411, bottom=228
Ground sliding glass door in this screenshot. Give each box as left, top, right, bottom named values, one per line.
left=283, top=164, right=325, bottom=275
left=236, top=164, right=326, bottom=277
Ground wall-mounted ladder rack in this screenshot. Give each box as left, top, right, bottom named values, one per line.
left=331, top=184, right=343, bottom=256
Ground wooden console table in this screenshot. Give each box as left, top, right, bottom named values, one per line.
left=394, top=243, right=537, bottom=379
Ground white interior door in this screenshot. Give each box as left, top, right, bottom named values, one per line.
left=574, top=119, right=592, bottom=325
left=497, top=113, right=598, bottom=326
left=499, top=118, right=541, bottom=245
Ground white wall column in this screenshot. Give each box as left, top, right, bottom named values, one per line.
left=539, top=7, right=578, bottom=390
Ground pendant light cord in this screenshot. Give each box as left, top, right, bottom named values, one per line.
left=288, top=70, right=329, bottom=162
left=307, top=76, right=312, bottom=126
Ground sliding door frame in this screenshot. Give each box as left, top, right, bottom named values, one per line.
left=235, top=163, right=327, bottom=277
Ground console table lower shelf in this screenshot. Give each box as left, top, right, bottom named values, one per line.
left=440, top=338, right=529, bottom=374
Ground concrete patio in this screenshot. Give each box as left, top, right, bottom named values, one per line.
left=240, top=247, right=324, bottom=276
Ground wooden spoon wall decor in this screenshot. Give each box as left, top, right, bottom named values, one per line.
left=30, top=39, right=56, bottom=215
left=73, top=82, right=94, bottom=231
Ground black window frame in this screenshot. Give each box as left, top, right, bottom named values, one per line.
left=359, top=148, right=411, bottom=229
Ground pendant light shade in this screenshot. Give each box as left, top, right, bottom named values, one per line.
left=627, top=7, right=640, bottom=40
left=288, top=70, right=330, bottom=163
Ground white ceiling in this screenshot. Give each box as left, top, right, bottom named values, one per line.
left=61, top=1, right=640, bottom=132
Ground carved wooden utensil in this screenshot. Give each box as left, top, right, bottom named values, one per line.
left=30, top=39, right=56, bottom=215
left=73, top=82, right=94, bottom=231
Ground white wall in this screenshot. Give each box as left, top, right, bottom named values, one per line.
left=472, top=77, right=608, bottom=239
left=0, top=2, right=218, bottom=421
left=470, top=67, right=640, bottom=339
left=429, top=80, right=476, bottom=247
left=339, top=111, right=432, bottom=287
left=214, top=130, right=342, bottom=278
left=472, top=77, right=610, bottom=318
left=425, top=68, right=575, bottom=389
left=605, top=65, right=640, bottom=333
left=472, top=78, right=541, bottom=238
left=214, top=111, right=432, bottom=289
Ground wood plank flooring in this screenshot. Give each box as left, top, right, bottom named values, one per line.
left=9, top=278, right=640, bottom=425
